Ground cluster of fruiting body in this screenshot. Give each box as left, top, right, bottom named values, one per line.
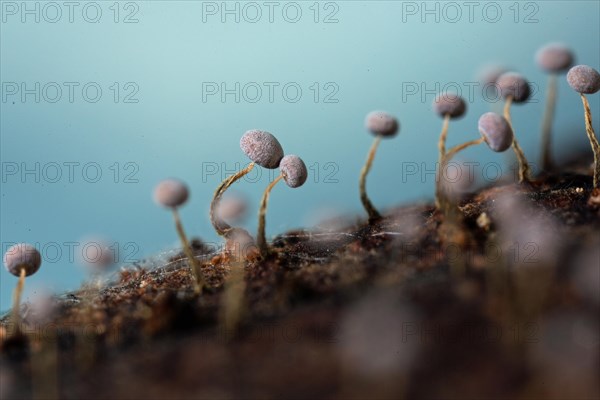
left=436, top=112, right=514, bottom=213
left=211, top=130, right=309, bottom=335
left=210, top=129, right=307, bottom=259
left=3, top=42, right=598, bottom=335
left=360, top=111, right=399, bottom=222
left=207, top=129, right=281, bottom=260
left=533, top=45, right=600, bottom=190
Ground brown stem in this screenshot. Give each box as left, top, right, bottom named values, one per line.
left=581, top=94, right=600, bottom=188
left=359, top=136, right=383, bottom=222
left=437, top=137, right=485, bottom=213
left=210, top=162, right=255, bottom=237
left=540, top=74, right=557, bottom=171
left=504, top=96, right=531, bottom=183
left=445, top=138, right=485, bottom=167
left=438, top=113, right=450, bottom=159
left=257, top=174, right=283, bottom=256
left=173, top=208, right=203, bottom=294
left=435, top=114, right=451, bottom=208
left=12, top=268, right=25, bottom=335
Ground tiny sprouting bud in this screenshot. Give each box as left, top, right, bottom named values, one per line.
left=240, top=129, right=284, bottom=169
left=478, top=112, right=514, bottom=152
left=280, top=155, right=308, bottom=188
left=154, top=179, right=189, bottom=208
left=365, top=111, right=399, bottom=137
left=536, top=43, right=574, bottom=73
left=3, top=243, right=41, bottom=277
left=433, top=93, right=467, bottom=119
left=567, top=65, right=600, bottom=94
left=497, top=72, right=531, bottom=103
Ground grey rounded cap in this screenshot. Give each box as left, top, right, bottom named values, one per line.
left=478, top=112, right=514, bottom=152
left=497, top=72, right=531, bottom=103
left=536, top=43, right=574, bottom=73
left=153, top=179, right=189, bottom=208
left=4, top=243, right=42, bottom=277
left=567, top=65, right=600, bottom=94
left=240, top=130, right=284, bottom=169
left=280, top=155, right=308, bottom=188
left=433, top=93, right=467, bottom=119
left=365, top=111, right=399, bottom=137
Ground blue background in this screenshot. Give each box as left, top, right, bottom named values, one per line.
left=1, top=0, right=599, bottom=310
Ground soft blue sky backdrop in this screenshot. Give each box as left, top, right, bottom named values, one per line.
left=1, top=0, right=599, bottom=309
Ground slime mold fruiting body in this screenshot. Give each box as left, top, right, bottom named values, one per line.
left=210, top=130, right=284, bottom=255
left=360, top=111, right=399, bottom=222
left=433, top=93, right=467, bottom=208
left=536, top=43, right=574, bottom=170
left=257, top=154, right=308, bottom=256
left=154, top=179, right=204, bottom=293
left=567, top=65, right=600, bottom=188
left=3, top=243, right=42, bottom=334
left=497, top=72, right=532, bottom=183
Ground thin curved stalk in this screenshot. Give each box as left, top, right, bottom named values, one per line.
left=437, top=138, right=483, bottom=275
left=445, top=137, right=485, bottom=162
left=12, top=268, right=25, bottom=334
left=437, top=137, right=485, bottom=214
left=257, top=174, right=283, bottom=256
left=435, top=114, right=451, bottom=208
left=210, top=162, right=255, bottom=236
left=173, top=209, right=203, bottom=294
left=504, top=96, right=531, bottom=183
left=540, top=74, right=557, bottom=171
left=581, top=94, right=600, bottom=188
left=438, top=113, right=451, bottom=159
left=359, top=136, right=382, bottom=222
